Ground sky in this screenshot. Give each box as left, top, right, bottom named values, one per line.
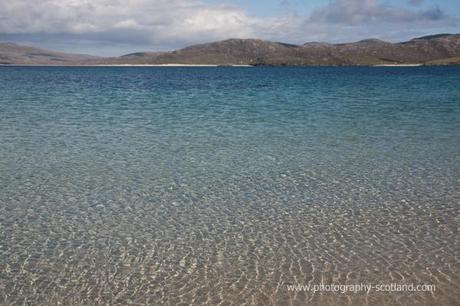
left=0, top=0, right=458, bottom=56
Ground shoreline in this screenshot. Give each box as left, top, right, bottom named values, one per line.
left=373, top=63, right=423, bottom=67
left=0, top=63, right=254, bottom=67
left=1, top=63, right=458, bottom=67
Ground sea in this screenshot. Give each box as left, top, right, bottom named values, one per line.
left=0, top=66, right=459, bottom=305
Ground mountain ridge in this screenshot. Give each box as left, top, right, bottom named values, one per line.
left=0, top=42, right=98, bottom=65
left=1, top=34, right=460, bottom=66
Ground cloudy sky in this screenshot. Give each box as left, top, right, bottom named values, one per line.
left=0, top=0, right=458, bottom=56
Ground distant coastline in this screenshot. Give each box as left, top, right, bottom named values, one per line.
left=372, top=63, right=424, bottom=67
left=1, top=34, right=459, bottom=66
left=2, top=62, right=456, bottom=68
left=88, top=63, right=254, bottom=67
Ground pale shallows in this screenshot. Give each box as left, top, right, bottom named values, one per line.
left=0, top=67, right=459, bottom=305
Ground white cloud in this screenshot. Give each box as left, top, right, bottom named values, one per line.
left=0, top=0, right=457, bottom=55
left=309, top=0, right=444, bottom=24
left=113, top=20, right=139, bottom=30
left=0, top=0, right=262, bottom=43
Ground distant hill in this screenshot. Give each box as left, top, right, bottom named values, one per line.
left=0, top=43, right=98, bottom=65
left=1, top=34, right=460, bottom=66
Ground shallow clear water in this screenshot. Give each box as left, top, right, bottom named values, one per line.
left=0, top=66, right=459, bottom=305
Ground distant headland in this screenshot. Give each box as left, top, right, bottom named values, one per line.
left=1, top=34, right=459, bottom=66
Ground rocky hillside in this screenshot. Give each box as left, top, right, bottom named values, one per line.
left=1, top=34, right=460, bottom=66
left=104, top=34, right=460, bottom=66
left=0, top=43, right=97, bottom=65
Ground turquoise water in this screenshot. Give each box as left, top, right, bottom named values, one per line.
left=0, top=67, right=459, bottom=305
